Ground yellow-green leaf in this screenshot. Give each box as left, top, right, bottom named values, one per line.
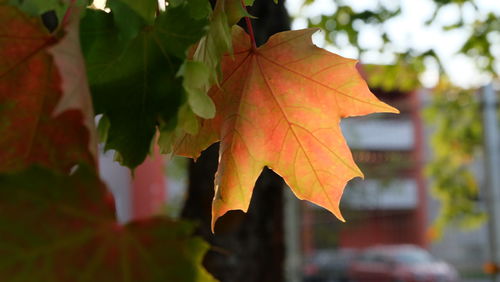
left=180, top=61, right=216, bottom=119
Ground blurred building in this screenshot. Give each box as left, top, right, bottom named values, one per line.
left=301, top=87, right=428, bottom=254
left=299, top=81, right=498, bottom=279
left=341, top=89, right=427, bottom=248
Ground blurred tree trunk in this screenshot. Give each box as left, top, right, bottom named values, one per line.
left=181, top=1, right=290, bottom=281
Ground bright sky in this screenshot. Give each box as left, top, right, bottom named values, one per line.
left=286, top=0, right=500, bottom=88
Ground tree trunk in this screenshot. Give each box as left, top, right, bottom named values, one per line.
left=181, top=2, right=290, bottom=281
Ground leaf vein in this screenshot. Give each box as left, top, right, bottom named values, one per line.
left=258, top=54, right=390, bottom=110
left=256, top=56, right=337, bottom=210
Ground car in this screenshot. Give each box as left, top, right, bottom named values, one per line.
left=303, top=248, right=358, bottom=282
left=347, top=244, right=459, bottom=282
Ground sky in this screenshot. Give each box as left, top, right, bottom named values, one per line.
left=286, top=0, right=500, bottom=88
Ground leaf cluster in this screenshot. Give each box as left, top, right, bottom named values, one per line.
left=82, top=0, right=211, bottom=167
left=0, top=1, right=220, bottom=280
left=1, top=0, right=401, bottom=279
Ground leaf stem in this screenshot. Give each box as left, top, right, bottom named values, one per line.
left=240, top=0, right=257, bottom=50
left=61, top=0, right=77, bottom=28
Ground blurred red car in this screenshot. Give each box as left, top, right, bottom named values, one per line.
left=303, top=248, right=358, bottom=282
left=347, top=245, right=458, bottom=282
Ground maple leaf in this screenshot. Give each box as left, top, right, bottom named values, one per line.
left=175, top=27, right=399, bottom=230
left=0, top=3, right=96, bottom=173
left=81, top=4, right=207, bottom=168
left=0, top=165, right=216, bottom=282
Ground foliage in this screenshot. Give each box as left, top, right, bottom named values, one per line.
left=458, top=12, right=500, bottom=73
left=0, top=0, right=403, bottom=278
left=424, top=80, right=485, bottom=237
left=0, top=1, right=215, bottom=280
left=299, top=0, right=499, bottom=85
left=0, top=0, right=95, bottom=173
left=159, top=0, right=251, bottom=154
left=81, top=0, right=209, bottom=168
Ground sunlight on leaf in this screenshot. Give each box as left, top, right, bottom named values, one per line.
left=175, top=27, right=398, bottom=230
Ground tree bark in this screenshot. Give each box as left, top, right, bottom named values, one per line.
left=181, top=2, right=290, bottom=281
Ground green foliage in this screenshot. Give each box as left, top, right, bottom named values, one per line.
left=302, top=0, right=447, bottom=92
left=459, top=13, right=500, bottom=73
left=424, top=81, right=486, bottom=237
left=110, top=0, right=158, bottom=24
left=81, top=3, right=208, bottom=168
left=193, top=0, right=250, bottom=93
left=307, top=4, right=400, bottom=52
left=302, top=0, right=498, bottom=88
left=159, top=0, right=251, bottom=154
left=363, top=60, right=422, bottom=93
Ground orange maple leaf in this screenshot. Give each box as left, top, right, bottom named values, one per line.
left=176, top=27, right=399, bottom=230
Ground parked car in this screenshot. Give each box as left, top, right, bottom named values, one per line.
left=347, top=244, right=458, bottom=282
left=303, top=248, right=358, bottom=282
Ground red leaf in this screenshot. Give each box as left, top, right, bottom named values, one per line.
left=0, top=5, right=96, bottom=173
left=0, top=166, right=215, bottom=282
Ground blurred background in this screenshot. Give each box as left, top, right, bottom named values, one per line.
left=93, top=0, right=500, bottom=281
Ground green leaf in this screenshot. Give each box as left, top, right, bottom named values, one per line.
left=166, top=0, right=211, bottom=19
left=189, top=0, right=248, bottom=87
left=81, top=4, right=207, bottom=168
left=186, top=0, right=211, bottom=19
left=180, top=61, right=215, bottom=118
left=179, top=0, right=245, bottom=116
left=8, top=0, right=88, bottom=21
left=108, top=0, right=158, bottom=24
left=107, top=0, right=147, bottom=40
left=158, top=0, right=251, bottom=154
left=225, top=0, right=253, bottom=26
left=0, top=165, right=216, bottom=282
left=158, top=104, right=200, bottom=154
left=97, top=115, right=111, bottom=143
left=168, top=0, right=185, bottom=7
